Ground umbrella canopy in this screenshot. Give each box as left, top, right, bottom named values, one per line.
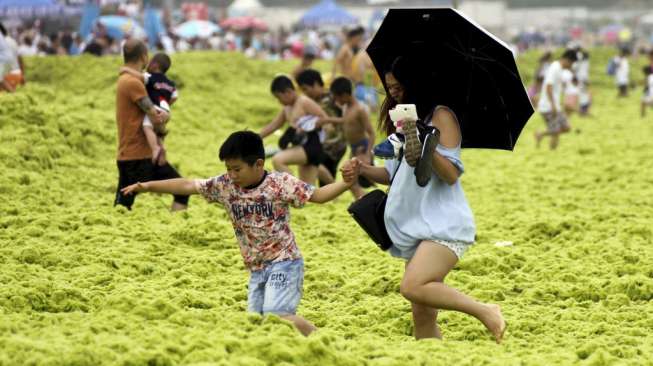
left=228, top=0, right=263, bottom=17
left=97, top=15, right=146, bottom=40
left=174, top=20, right=221, bottom=39
left=299, top=0, right=358, bottom=28
left=0, top=0, right=78, bottom=18
left=220, top=16, right=267, bottom=31
left=367, top=8, right=533, bottom=151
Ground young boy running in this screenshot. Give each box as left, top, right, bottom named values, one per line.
left=317, top=77, right=375, bottom=198
left=260, top=75, right=328, bottom=185
left=121, top=131, right=358, bottom=336
left=535, top=49, right=577, bottom=150
left=295, top=68, right=346, bottom=186
left=615, top=48, right=630, bottom=98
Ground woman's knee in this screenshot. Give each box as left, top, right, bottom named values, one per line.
left=400, top=278, right=421, bottom=302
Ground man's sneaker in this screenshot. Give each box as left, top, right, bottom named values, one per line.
left=403, top=118, right=421, bottom=167
left=414, top=130, right=439, bottom=187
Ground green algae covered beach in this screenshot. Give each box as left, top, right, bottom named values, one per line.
left=1, top=51, right=652, bottom=365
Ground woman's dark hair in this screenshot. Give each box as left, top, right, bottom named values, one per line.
left=378, top=56, right=437, bottom=136
left=219, top=131, right=265, bottom=166
left=561, top=49, right=578, bottom=62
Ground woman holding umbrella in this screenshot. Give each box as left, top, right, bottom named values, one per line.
left=345, top=55, right=507, bottom=343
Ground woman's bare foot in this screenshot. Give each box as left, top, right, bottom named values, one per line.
left=480, top=304, right=507, bottom=344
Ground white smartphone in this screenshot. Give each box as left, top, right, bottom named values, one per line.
left=389, top=104, right=418, bottom=123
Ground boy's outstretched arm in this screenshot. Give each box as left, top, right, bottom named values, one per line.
left=309, top=158, right=360, bottom=203
left=309, top=181, right=352, bottom=203
left=260, top=110, right=285, bottom=138
left=121, top=178, right=199, bottom=196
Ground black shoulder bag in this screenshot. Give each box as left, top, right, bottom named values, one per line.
left=347, top=152, right=403, bottom=251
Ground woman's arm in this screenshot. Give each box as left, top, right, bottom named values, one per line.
left=430, top=109, right=462, bottom=185
left=358, top=160, right=390, bottom=185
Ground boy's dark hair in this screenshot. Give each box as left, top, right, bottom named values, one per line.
left=620, top=48, right=630, bottom=57
left=150, top=52, right=171, bottom=73
left=346, top=26, right=365, bottom=39
left=219, top=131, right=265, bottom=165
left=296, top=69, right=324, bottom=87
left=123, top=39, right=147, bottom=64
left=561, top=49, right=578, bottom=62
left=270, top=75, right=294, bottom=94
left=330, top=76, right=353, bottom=96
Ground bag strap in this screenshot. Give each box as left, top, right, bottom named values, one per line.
left=386, top=149, right=403, bottom=193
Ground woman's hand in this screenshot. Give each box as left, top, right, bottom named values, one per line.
left=340, top=158, right=361, bottom=185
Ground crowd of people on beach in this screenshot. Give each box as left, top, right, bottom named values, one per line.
left=0, top=18, right=349, bottom=61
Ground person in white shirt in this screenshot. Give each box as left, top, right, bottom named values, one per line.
left=562, top=69, right=580, bottom=116
left=534, top=49, right=577, bottom=150
left=615, top=48, right=630, bottom=97
left=0, top=23, right=22, bottom=92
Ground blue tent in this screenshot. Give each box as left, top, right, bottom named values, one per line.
left=299, top=0, right=358, bottom=28
left=0, top=0, right=69, bottom=18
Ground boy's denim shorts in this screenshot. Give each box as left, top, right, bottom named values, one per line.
left=247, top=258, right=304, bottom=315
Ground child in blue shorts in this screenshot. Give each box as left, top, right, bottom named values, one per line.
left=121, top=131, right=358, bottom=336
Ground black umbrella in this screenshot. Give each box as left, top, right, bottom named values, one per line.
left=367, top=8, right=534, bottom=150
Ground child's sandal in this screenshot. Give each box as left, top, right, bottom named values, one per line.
left=403, top=119, right=421, bottom=167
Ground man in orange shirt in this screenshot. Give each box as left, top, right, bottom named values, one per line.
left=114, top=39, right=188, bottom=211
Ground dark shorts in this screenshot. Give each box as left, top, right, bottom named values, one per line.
left=301, top=131, right=324, bottom=166
left=114, top=159, right=189, bottom=210
left=319, top=155, right=339, bottom=186
left=541, top=112, right=570, bottom=133
left=350, top=138, right=370, bottom=157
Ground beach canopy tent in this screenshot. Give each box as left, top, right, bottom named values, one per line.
left=220, top=16, right=268, bottom=31
left=174, top=20, right=221, bottom=39
left=299, top=0, right=358, bottom=28
left=0, top=0, right=80, bottom=18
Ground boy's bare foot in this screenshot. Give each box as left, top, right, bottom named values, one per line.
left=480, top=304, right=507, bottom=344
left=534, top=131, right=543, bottom=148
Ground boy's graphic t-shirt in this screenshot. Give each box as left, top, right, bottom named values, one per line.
left=195, top=172, right=315, bottom=271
